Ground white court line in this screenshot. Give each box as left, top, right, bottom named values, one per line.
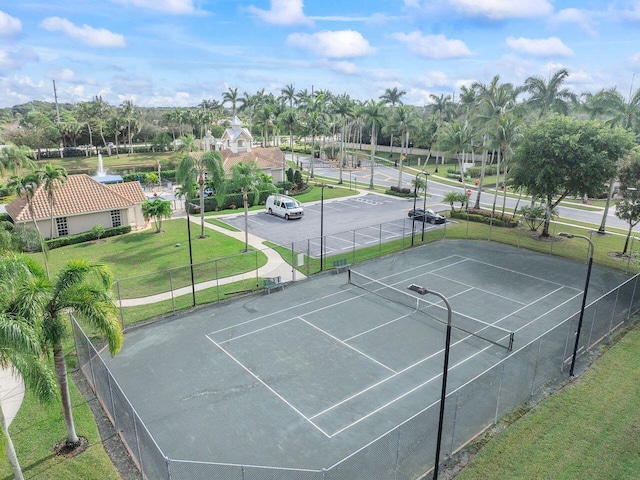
left=513, top=290, right=583, bottom=333
left=325, top=336, right=498, bottom=437
left=209, top=289, right=349, bottom=336
left=429, top=270, right=529, bottom=306
left=299, top=317, right=397, bottom=374
left=205, top=334, right=331, bottom=438
left=344, top=312, right=421, bottom=342
left=217, top=317, right=297, bottom=345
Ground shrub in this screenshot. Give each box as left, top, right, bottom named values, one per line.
left=46, top=225, right=131, bottom=250
left=450, top=208, right=518, bottom=227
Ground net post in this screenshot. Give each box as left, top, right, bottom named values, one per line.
left=508, top=332, right=514, bottom=351
left=347, top=268, right=351, bottom=284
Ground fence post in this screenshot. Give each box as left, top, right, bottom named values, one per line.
left=352, top=229, right=356, bottom=264
left=379, top=224, right=382, bottom=255
left=307, top=239, right=311, bottom=277
left=215, top=260, right=220, bottom=302
left=291, top=243, right=296, bottom=282
left=394, top=428, right=401, bottom=480
left=448, top=391, right=460, bottom=456
left=116, top=280, right=125, bottom=330
left=133, top=412, right=144, bottom=478
left=255, top=250, right=259, bottom=288
left=168, top=271, right=175, bottom=314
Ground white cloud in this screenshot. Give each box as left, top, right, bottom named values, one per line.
left=416, top=70, right=449, bottom=87
left=506, top=37, right=574, bottom=57
left=286, top=30, right=375, bottom=59
left=391, top=31, right=471, bottom=59
left=245, top=0, right=313, bottom=26
left=551, top=8, right=597, bottom=36
left=109, top=0, right=196, bottom=14
left=0, top=11, right=21, bottom=37
left=40, top=17, right=126, bottom=48
left=450, top=0, right=553, bottom=20
left=317, top=59, right=358, bottom=74
left=46, top=68, right=76, bottom=82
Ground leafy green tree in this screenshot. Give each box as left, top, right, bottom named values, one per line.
left=615, top=151, right=640, bottom=254
left=142, top=199, right=172, bottom=233
left=223, top=87, right=239, bottom=117
left=384, top=105, right=420, bottom=188
left=231, top=161, right=263, bottom=251
left=0, top=254, right=57, bottom=480
left=91, top=223, right=106, bottom=240
left=177, top=151, right=225, bottom=237
left=511, top=116, right=635, bottom=236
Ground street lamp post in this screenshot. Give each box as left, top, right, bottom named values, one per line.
left=408, top=284, right=452, bottom=480
left=559, top=232, right=594, bottom=376
left=320, top=183, right=326, bottom=271
left=186, top=203, right=197, bottom=307
left=411, top=171, right=430, bottom=245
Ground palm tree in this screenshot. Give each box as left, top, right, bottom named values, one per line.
left=361, top=100, right=386, bottom=189
left=142, top=198, right=172, bottom=233
left=120, top=99, right=136, bottom=154
left=41, top=163, right=68, bottom=239
left=6, top=173, right=50, bottom=277
left=177, top=151, right=225, bottom=238
left=0, top=255, right=57, bottom=480
left=231, top=161, right=263, bottom=251
left=222, top=87, right=239, bottom=117
left=280, top=84, right=297, bottom=108
left=279, top=108, right=298, bottom=183
left=0, top=143, right=36, bottom=175
left=45, top=259, right=123, bottom=448
left=523, top=68, right=577, bottom=118
left=437, top=119, right=474, bottom=191
left=384, top=106, right=420, bottom=188
left=332, top=93, right=355, bottom=184
left=380, top=87, right=406, bottom=159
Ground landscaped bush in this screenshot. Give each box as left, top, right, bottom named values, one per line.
left=385, top=185, right=412, bottom=197
left=466, top=165, right=505, bottom=177
left=190, top=190, right=275, bottom=213
left=450, top=208, right=518, bottom=227
left=46, top=225, right=131, bottom=250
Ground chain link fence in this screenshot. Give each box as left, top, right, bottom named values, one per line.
left=76, top=210, right=640, bottom=479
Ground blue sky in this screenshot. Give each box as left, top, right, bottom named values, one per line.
left=1, top=0, right=640, bottom=108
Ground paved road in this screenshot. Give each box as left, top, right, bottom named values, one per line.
left=299, top=156, right=634, bottom=233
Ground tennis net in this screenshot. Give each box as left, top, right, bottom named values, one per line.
left=348, top=270, right=514, bottom=351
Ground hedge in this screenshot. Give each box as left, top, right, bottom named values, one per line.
left=450, top=208, right=518, bottom=228
left=45, top=225, right=132, bottom=250
left=187, top=190, right=275, bottom=213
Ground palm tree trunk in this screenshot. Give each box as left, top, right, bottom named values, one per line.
left=500, top=158, right=509, bottom=218
left=310, top=133, right=315, bottom=178
left=369, top=127, right=376, bottom=189
left=492, top=149, right=501, bottom=217
left=475, top=149, right=487, bottom=209
left=198, top=181, right=206, bottom=238
left=1, top=402, right=25, bottom=480
left=54, top=340, right=79, bottom=445
left=339, top=120, right=344, bottom=184
left=243, top=191, right=249, bottom=251
left=49, top=193, right=55, bottom=239
left=397, top=132, right=405, bottom=188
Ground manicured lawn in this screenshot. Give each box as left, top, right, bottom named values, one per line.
left=31, top=218, right=268, bottom=299
left=0, top=338, right=121, bottom=480
left=455, top=325, right=640, bottom=480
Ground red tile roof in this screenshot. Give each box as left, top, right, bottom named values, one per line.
left=221, top=147, right=284, bottom=173
left=5, top=174, right=144, bottom=222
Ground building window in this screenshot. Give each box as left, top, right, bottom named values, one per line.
left=238, top=139, right=244, bottom=148
left=56, top=217, right=69, bottom=236
left=111, top=210, right=122, bottom=227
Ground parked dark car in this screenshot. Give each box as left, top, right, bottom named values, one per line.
left=408, top=208, right=446, bottom=224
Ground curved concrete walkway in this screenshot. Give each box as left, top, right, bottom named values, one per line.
left=118, top=214, right=303, bottom=307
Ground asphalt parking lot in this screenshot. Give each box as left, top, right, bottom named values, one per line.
left=221, top=193, right=449, bottom=257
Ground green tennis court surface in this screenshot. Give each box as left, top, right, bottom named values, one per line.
left=102, top=240, right=632, bottom=477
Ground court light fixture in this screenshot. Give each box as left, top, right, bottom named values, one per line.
left=408, top=284, right=451, bottom=480
left=558, top=232, right=594, bottom=376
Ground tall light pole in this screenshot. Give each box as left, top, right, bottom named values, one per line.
left=411, top=171, right=430, bottom=246
left=408, top=284, right=452, bottom=480
left=320, top=183, right=326, bottom=271
left=559, top=232, right=594, bottom=376
left=186, top=203, right=198, bottom=307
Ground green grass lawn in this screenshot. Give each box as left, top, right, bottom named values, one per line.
left=0, top=337, right=121, bottom=480
left=455, top=325, right=640, bottom=480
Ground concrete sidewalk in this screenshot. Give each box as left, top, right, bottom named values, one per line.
left=0, top=366, right=25, bottom=428
left=119, top=214, right=303, bottom=307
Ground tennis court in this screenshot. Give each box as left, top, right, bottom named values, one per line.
left=100, top=240, right=634, bottom=478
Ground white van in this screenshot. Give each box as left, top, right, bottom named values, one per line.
left=265, top=194, right=304, bottom=220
